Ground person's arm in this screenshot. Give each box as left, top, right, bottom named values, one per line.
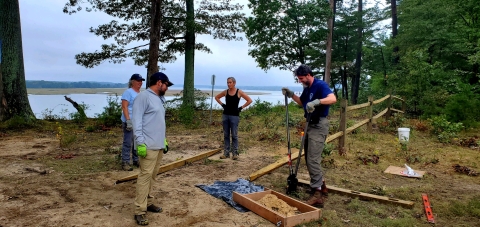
left=215, top=90, right=227, bottom=106
left=292, top=93, right=303, bottom=106
left=238, top=90, right=252, bottom=109
left=320, top=93, right=337, bottom=105
left=121, top=100, right=130, bottom=120
left=132, top=94, right=146, bottom=145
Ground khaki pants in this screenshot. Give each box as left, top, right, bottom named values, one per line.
left=304, top=118, right=329, bottom=189
left=134, top=149, right=163, bottom=215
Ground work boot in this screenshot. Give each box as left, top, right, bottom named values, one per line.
left=133, top=161, right=140, bottom=168
left=320, top=180, right=328, bottom=197
left=232, top=154, right=239, bottom=160
left=219, top=155, right=230, bottom=159
left=134, top=214, right=148, bottom=225
left=306, top=191, right=324, bottom=208
left=122, top=162, right=133, bottom=171
left=147, top=204, right=163, bottom=213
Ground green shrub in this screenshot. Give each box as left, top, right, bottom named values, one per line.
left=428, top=115, right=463, bottom=143
left=444, top=87, right=480, bottom=128
left=96, top=95, right=122, bottom=127
left=69, top=103, right=89, bottom=124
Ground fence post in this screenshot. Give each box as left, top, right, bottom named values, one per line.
left=402, top=96, right=406, bottom=112
left=367, top=96, right=373, bottom=132
left=386, top=90, right=392, bottom=120
left=338, top=99, right=347, bottom=154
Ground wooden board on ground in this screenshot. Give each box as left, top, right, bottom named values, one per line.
left=115, top=148, right=221, bottom=184
left=297, top=179, right=414, bottom=208
left=233, top=190, right=321, bottom=227
left=384, top=165, right=425, bottom=178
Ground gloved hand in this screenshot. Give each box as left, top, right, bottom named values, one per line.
left=238, top=106, right=243, bottom=112
left=282, top=87, right=294, bottom=98
left=163, top=139, right=169, bottom=154
left=126, top=119, right=133, bottom=131
left=306, top=99, right=321, bottom=113
left=221, top=103, right=226, bottom=109
left=137, top=144, right=147, bottom=158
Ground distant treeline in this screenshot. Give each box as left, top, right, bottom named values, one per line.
left=26, top=80, right=127, bottom=88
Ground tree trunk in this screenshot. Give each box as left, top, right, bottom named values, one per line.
left=0, top=0, right=34, bottom=121
left=391, top=0, right=399, bottom=64
left=324, top=0, right=335, bottom=84
left=182, top=0, right=195, bottom=108
left=146, top=0, right=162, bottom=86
left=351, top=0, right=362, bottom=104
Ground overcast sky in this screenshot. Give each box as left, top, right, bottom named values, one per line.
left=18, top=0, right=303, bottom=87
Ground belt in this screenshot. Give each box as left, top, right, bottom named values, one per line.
left=309, top=117, right=326, bottom=124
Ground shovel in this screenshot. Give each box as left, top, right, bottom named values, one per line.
left=285, top=96, right=311, bottom=194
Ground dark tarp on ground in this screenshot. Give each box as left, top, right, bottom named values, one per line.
left=196, top=178, right=264, bottom=212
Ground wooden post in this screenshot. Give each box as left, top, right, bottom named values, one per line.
left=402, top=96, right=406, bottom=112
left=367, top=96, right=373, bottom=132
left=338, top=99, right=347, bottom=154
left=386, top=90, right=392, bottom=120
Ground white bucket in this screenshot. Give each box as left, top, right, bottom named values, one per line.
left=398, top=128, right=410, bottom=143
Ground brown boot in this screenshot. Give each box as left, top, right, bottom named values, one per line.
left=320, top=180, right=328, bottom=197
left=306, top=191, right=324, bottom=208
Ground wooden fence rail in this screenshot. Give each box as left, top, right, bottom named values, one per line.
left=248, top=93, right=405, bottom=181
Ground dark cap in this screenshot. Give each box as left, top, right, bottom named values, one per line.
left=150, top=72, right=174, bottom=87
left=294, top=65, right=313, bottom=77
left=130, top=73, right=145, bottom=81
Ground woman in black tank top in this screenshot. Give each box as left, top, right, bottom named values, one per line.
left=214, top=77, right=252, bottom=160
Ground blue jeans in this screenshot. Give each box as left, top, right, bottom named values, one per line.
left=222, top=114, right=239, bottom=156
left=122, top=122, right=138, bottom=163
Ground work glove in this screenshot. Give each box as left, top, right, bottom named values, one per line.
left=282, top=87, right=294, bottom=98
left=306, top=99, right=321, bottom=113
left=137, top=144, right=147, bottom=158
left=238, top=106, right=243, bottom=112
left=163, top=139, right=169, bottom=154
left=221, top=103, right=226, bottom=109
left=126, top=119, right=133, bottom=131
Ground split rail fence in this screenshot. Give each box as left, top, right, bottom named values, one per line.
left=248, top=93, right=406, bottom=181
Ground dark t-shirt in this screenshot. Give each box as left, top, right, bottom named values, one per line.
left=300, top=78, right=333, bottom=122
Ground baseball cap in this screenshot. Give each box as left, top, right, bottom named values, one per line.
left=130, top=73, right=145, bottom=81
left=150, top=72, right=174, bottom=87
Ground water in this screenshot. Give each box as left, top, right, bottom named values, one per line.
left=28, top=87, right=302, bottom=119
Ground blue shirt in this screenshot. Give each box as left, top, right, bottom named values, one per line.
left=299, top=78, right=333, bottom=121
left=120, top=88, right=139, bottom=122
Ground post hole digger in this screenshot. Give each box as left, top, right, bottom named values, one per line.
left=285, top=94, right=311, bottom=195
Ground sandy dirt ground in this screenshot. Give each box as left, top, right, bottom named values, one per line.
left=0, top=132, right=289, bottom=227
left=27, top=88, right=268, bottom=96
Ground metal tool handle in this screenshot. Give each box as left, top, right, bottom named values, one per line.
left=285, top=94, right=293, bottom=175
left=294, top=113, right=311, bottom=175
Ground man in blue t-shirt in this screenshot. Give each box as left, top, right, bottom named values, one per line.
left=282, top=65, right=337, bottom=208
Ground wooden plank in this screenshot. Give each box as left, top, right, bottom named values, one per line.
left=115, top=148, right=221, bottom=184
left=297, top=179, right=414, bottom=208
left=249, top=132, right=343, bottom=181
left=367, top=96, right=373, bottom=132
left=372, top=108, right=388, bottom=120
left=391, top=95, right=404, bottom=102
left=346, top=102, right=371, bottom=112
left=390, top=108, right=404, bottom=114
left=233, top=190, right=321, bottom=227
left=345, top=119, right=369, bottom=134
left=384, top=165, right=425, bottom=178
left=372, top=95, right=390, bottom=105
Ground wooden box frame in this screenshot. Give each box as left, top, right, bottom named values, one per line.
left=233, top=190, right=321, bottom=227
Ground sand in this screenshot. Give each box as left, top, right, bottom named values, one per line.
left=27, top=88, right=268, bottom=96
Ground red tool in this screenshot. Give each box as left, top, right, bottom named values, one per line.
left=422, top=193, right=435, bottom=223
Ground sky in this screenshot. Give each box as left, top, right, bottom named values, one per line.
left=18, top=0, right=302, bottom=87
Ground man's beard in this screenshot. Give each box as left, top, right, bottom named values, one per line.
left=159, top=90, right=166, bottom=96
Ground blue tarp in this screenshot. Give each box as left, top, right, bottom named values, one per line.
left=196, top=178, right=264, bottom=212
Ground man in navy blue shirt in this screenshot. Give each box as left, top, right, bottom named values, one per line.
left=282, top=65, right=337, bottom=208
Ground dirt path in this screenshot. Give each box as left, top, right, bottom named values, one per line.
left=0, top=134, right=281, bottom=227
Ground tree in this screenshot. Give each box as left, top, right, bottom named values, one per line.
left=351, top=0, right=362, bottom=104
left=244, top=0, right=331, bottom=76
left=63, top=0, right=244, bottom=108
left=0, top=0, right=35, bottom=121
